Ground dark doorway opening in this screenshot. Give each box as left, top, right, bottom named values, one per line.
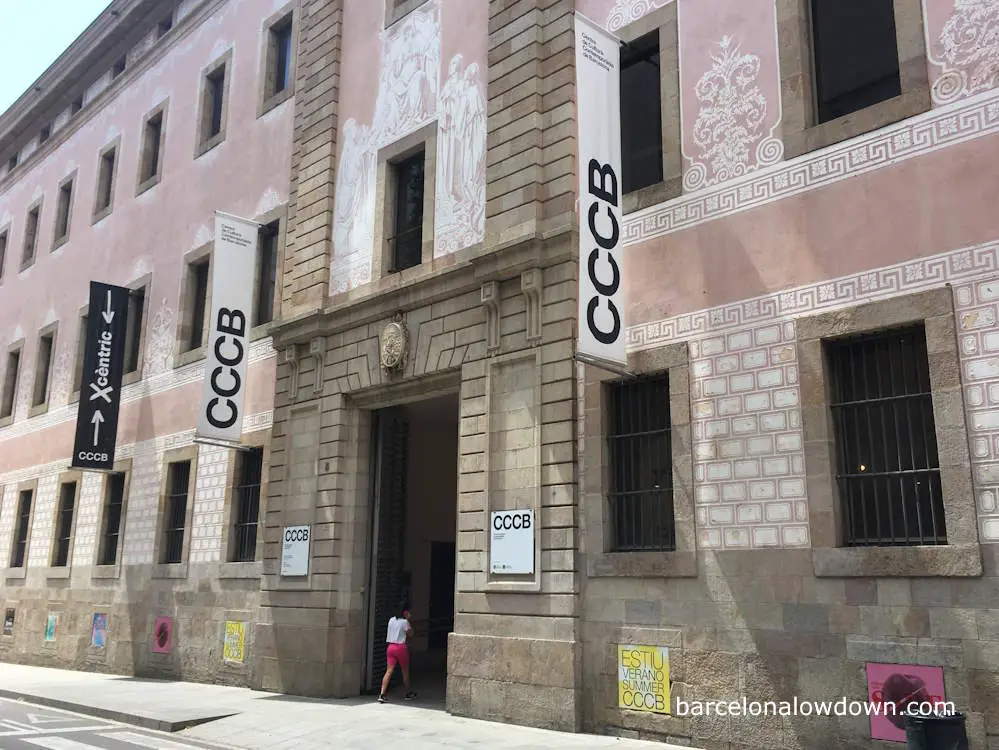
left=362, top=393, right=459, bottom=708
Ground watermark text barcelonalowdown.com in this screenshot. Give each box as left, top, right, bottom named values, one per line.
left=674, top=697, right=956, bottom=718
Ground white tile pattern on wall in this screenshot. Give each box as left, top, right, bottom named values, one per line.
left=26, top=474, right=58, bottom=567
left=70, top=472, right=105, bottom=567
left=629, top=237, right=999, bottom=546
left=190, top=444, right=229, bottom=564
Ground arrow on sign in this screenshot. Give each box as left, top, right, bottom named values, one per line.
left=102, top=290, right=115, bottom=324
left=91, top=411, right=104, bottom=445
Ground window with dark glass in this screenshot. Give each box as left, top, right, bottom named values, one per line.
left=95, top=146, right=117, bottom=214
left=32, top=331, right=55, bottom=407
left=124, top=287, right=146, bottom=374
left=810, top=0, right=902, bottom=123
left=10, top=489, right=32, bottom=568
left=99, top=472, right=126, bottom=565
left=157, top=13, right=174, bottom=38
left=1, top=349, right=21, bottom=419
left=204, top=67, right=226, bottom=140
left=71, top=96, right=83, bottom=116
left=269, top=17, right=294, bottom=97
left=39, top=123, right=51, bottom=145
left=230, top=447, right=263, bottom=562
left=22, top=205, right=40, bottom=264
left=254, top=222, right=279, bottom=327
left=0, top=229, right=8, bottom=281
left=7, top=153, right=18, bottom=172
left=54, top=178, right=74, bottom=243
left=52, top=481, right=77, bottom=567
left=620, top=30, right=663, bottom=195
left=140, top=111, right=164, bottom=184
left=113, top=56, right=126, bottom=79
left=607, top=373, right=674, bottom=551
left=389, top=151, right=424, bottom=273
left=826, top=324, right=946, bottom=546
left=162, top=460, right=191, bottom=564
left=186, top=260, right=209, bottom=351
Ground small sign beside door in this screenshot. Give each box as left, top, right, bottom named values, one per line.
left=280, top=525, right=310, bottom=577
left=490, top=509, right=534, bottom=575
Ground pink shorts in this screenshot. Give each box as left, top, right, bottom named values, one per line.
left=386, top=642, right=409, bottom=668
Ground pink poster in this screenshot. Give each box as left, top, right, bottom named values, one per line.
left=152, top=616, right=173, bottom=654
left=866, top=662, right=946, bottom=742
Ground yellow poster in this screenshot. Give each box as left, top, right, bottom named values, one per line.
left=618, top=644, right=670, bottom=714
left=223, top=621, right=246, bottom=664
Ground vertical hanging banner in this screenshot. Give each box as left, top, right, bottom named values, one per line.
left=574, top=13, right=628, bottom=371
left=196, top=212, right=259, bottom=443
left=72, top=281, right=130, bottom=471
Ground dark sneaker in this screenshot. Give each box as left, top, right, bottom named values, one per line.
left=378, top=694, right=388, bottom=703
left=404, top=692, right=417, bottom=701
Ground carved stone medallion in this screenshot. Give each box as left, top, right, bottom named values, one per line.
left=379, top=313, right=409, bottom=373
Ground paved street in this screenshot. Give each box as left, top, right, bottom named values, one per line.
left=0, top=699, right=232, bottom=750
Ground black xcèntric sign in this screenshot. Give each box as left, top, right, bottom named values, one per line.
left=71, top=281, right=130, bottom=471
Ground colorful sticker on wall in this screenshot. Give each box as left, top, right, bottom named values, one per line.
left=91, top=613, right=108, bottom=649
left=222, top=621, right=246, bottom=664
left=44, top=614, right=57, bottom=642
left=152, top=616, right=172, bottom=654
left=3, top=609, right=14, bottom=636
left=866, top=662, right=947, bottom=742
left=618, top=644, right=670, bottom=715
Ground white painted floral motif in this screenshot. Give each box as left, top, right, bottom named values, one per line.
left=436, top=54, right=487, bottom=257
left=332, top=118, right=377, bottom=276
left=684, top=36, right=782, bottom=191
left=932, top=0, right=999, bottom=104
left=606, top=0, right=673, bottom=31
left=144, top=298, right=176, bottom=376
left=49, top=343, right=74, bottom=406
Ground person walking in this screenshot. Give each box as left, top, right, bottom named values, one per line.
left=378, top=602, right=416, bottom=703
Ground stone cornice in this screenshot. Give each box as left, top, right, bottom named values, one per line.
left=271, top=226, right=579, bottom=348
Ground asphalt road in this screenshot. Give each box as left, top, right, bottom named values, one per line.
left=0, top=698, right=232, bottom=750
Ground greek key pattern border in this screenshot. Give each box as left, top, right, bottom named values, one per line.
left=627, top=239, right=999, bottom=351
left=623, top=88, right=999, bottom=246
left=0, top=337, right=276, bottom=445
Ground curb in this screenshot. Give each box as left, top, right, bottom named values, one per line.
left=0, top=689, right=236, bottom=733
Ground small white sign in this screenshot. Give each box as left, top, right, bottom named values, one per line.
left=490, top=509, right=535, bottom=575
left=280, top=525, right=310, bottom=577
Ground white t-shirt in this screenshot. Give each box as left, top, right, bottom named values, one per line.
left=386, top=616, right=410, bottom=644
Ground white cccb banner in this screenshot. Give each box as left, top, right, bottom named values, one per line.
left=574, top=12, right=628, bottom=371
left=196, top=212, right=259, bottom=443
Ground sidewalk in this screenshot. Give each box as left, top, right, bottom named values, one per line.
left=0, top=663, right=689, bottom=750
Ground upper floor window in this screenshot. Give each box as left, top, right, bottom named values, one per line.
left=21, top=202, right=41, bottom=267
left=607, top=373, right=675, bottom=552
left=71, top=96, right=83, bottom=116
left=0, top=345, right=22, bottom=421
left=7, top=152, right=18, bottom=172
left=266, top=14, right=294, bottom=99
left=620, top=31, right=663, bottom=195
left=39, top=123, right=51, bottom=145
left=124, top=286, right=147, bottom=376
left=197, top=53, right=231, bottom=155
left=31, top=327, right=56, bottom=411
left=157, top=12, right=174, bottom=38
left=94, top=140, right=119, bottom=221
left=826, top=324, right=946, bottom=546
left=389, top=150, right=425, bottom=273
left=811, top=0, right=901, bottom=123
left=184, top=258, right=210, bottom=352
left=138, top=105, right=167, bottom=191
left=254, top=221, right=279, bottom=327
left=0, top=227, right=8, bottom=282
left=112, top=55, right=127, bottom=79
left=53, top=174, right=75, bottom=248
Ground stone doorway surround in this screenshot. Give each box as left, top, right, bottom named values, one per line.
left=258, top=232, right=583, bottom=731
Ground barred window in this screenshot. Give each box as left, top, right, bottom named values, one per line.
left=230, top=447, right=263, bottom=563
left=99, top=472, right=126, bottom=566
left=162, top=461, right=191, bottom=564
left=607, top=373, right=675, bottom=551
left=52, top=481, right=77, bottom=567
left=826, top=324, right=946, bottom=546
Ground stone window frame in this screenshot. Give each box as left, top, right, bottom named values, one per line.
left=194, top=49, right=233, bottom=159
left=385, top=0, right=428, bottom=27
left=249, top=204, right=288, bottom=341
left=122, top=273, right=153, bottom=385
left=617, top=3, right=681, bottom=215
left=582, top=342, right=697, bottom=579
left=257, top=1, right=298, bottom=118
left=135, top=99, right=169, bottom=196
left=51, top=170, right=77, bottom=252
left=0, top=338, right=24, bottom=428
left=45, top=470, right=83, bottom=579
left=69, top=304, right=89, bottom=403
left=92, top=136, right=121, bottom=224
left=4, top=478, right=38, bottom=582
left=372, top=121, right=437, bottom=280
left=91, top=458, right=133, bottom=580
left=29, top=321, right=58, bottom=418
left=219, top=429, right=271, bottom=578
left=175, top=242, right=214, bottom=367
left=776, top=0, right=930, bottom=160
left=20, top=196, right=43, bottom=271
left=797, top=287, right=981, bottom=578
left=0, top=221, right=10, bottom=284
left=152, top=444, right=200, bottom=579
